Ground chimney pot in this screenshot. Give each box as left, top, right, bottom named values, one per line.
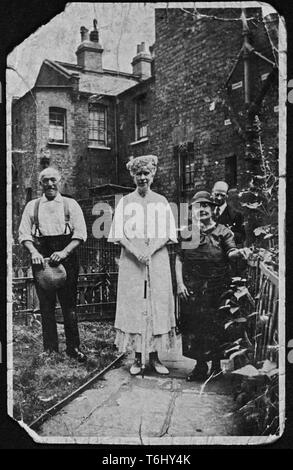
left=132, top=42, right=152, bottom=79
left=76, top=22, right=103, bottom=70
left=80, top=26, right=89, bottom=42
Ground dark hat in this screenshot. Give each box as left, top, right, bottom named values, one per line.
left=190, top=190, right=216, bottom=206
left=34, top=258, right=67, bottom=290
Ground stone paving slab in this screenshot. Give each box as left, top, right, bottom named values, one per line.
left=168, top=390, right=240, bottom=437
left=39, top=347, right=242, bottom=440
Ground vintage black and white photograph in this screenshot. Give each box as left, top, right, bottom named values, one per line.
left=7, top=2, right=286, bottom=445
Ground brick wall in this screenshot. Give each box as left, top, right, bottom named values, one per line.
left=12, top=85, right=118, bottom=239
left=12, top=92, right=37, bottom=239
left=140, top=8, right=277, bottom=205
left=70, top=94, right=117, bottom=199
left=34, top=90, right=117, bottom=200
left=149, top=8, right=245, bottom=203
left=116, top=78, right=155, bottom=188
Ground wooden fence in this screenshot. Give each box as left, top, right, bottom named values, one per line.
left=12, top=243, right=179, bottom=324
left=12, top=266, right=118, bottom=322
left=12, top=245, right=279, bottom=359
left=247, top=258, right=279, bottom=362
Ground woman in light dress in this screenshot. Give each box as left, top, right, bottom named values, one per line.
left=108, top=155, right=177, bottom=375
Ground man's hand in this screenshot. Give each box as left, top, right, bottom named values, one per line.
left=177, top=283, right=189, bottom=300
left=31, top=250, right=44, bottom=267
left=49, top=250, right=68, bottom=265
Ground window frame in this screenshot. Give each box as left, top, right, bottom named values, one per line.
left=179, top=142, right=196, bottom=194
left=48, top=107, right=67, bottom=144
left=88, top=104, right=107, bottom=147
left=135, top=94, right=149, bottom=141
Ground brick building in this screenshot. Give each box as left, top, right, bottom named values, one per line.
left=11, top=20, right=153, bottom=238
left=12, top=8, right=279, bottom=240
left=117, top=7, right=278, bottom=207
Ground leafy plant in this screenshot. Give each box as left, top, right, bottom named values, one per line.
left=218, top=272, right=279, bottom=436
left=218, top=276, right=256, bottom=369
left=239, top=115, right=278, bottom=252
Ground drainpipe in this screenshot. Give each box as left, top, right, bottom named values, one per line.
left=241, top=9, right=251, bottom=106
left=241, top=9, right=260, bottom=183
left=114, top=97, right=119, bottom=184
left=177, top=148, right=182, bottom=208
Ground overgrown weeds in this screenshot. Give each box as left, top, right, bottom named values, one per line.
left=13, top=320, right=119, bottom=424
left=218, top=274, right=279, bottom=436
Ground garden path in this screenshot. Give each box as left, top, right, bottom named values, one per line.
left=36, top=336, right=244, bottom=444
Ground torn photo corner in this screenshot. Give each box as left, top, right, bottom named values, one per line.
left=6, top=1, right=286, bottom=446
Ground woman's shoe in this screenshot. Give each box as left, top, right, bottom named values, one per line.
left=130, top=359, right=142, bottom=375
left=186, top=362, right=208, bottom=381
left=150, top=359, right=170, bottom=375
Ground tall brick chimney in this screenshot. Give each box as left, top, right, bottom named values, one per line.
left=76, top=19, right=104, bottom=71
left=131, top=42, right=152, bottom=79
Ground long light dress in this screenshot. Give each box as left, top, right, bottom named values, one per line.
left=108, top=189, right=177, bottom=354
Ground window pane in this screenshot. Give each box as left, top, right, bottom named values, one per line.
left=49, top=108, right=66, bottom=142
left=49, top=125, right=64, bottom=142
left=180, top=142, right=195, bottom=192
left=138, top=124, right=148, bottom=139
left=89, top=106, right=106, bottom=145
left=136, top=96, right=148, bottom=140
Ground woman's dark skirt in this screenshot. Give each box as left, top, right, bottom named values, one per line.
left=180, top=267, right=230, bottom=362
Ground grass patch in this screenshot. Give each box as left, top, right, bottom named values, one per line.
left=13, top=320, right=120, bottom=425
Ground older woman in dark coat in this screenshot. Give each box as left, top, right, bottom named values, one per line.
left=175, top=191, right=249, bottom=381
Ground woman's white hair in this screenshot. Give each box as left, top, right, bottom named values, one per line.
left=39, top=167, right=61, bottom=183
left=126, top=155, right=158, bottom=176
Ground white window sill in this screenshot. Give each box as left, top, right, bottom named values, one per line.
left=130, top=137, right=149, bottom=146
left=47, top=141, right=69, bottom=147
left=88, top=145, right=111, bottom=150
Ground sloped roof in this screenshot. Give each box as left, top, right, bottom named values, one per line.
left=52, top=60, right=139, bottom=96
left=78, top=72, right=138, bottom=95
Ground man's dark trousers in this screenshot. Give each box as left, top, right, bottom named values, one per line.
left=33, top=234, right=80, bottom=353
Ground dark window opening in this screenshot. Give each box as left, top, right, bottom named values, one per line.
left=49, top=107, right=67, bottom=143
left=225, top=155, right=237, bottom=188
left=180, top=142, right=195, bottom=193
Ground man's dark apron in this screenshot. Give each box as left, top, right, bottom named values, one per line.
left=32, top=197, right=80, bottom=353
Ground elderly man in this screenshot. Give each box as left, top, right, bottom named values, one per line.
left=19, top=167, right=87, bottom=362
left=211, top=181, right=246, bottom=247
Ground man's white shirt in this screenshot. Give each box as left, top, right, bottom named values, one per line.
left=19, top=192, right=87, bottom=243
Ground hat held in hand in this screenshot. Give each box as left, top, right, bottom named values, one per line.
left=34, top=258, right=67, bottom=290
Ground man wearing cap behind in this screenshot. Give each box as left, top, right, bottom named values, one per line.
left=211, top=181, right=246, bottom=247
left=19, top=167, right=87, bottom=362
